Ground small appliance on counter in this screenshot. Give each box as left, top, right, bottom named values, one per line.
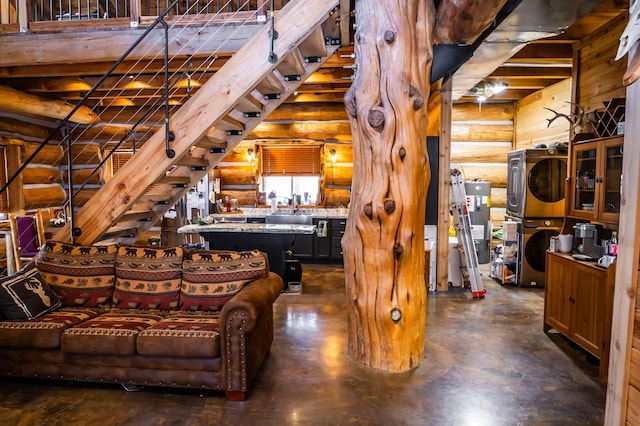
left=573, top=222, right=607, bottom=259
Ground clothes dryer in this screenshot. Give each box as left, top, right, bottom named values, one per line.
left=506, top=148, right=567, bottom=218
left=509, top=217, right=563, bottom=287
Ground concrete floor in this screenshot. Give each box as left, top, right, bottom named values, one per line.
left=0, top=263, right=606, bottom=425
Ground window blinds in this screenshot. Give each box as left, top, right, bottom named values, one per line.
left=261, top=146, right=322, bottom=176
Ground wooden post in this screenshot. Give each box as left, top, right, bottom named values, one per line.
left=604, top=44, right=640, bottom=426
left=342, top=0, right=434, bottom=372
left=17, top=0, right=27, bottom=32
left=129, top=0, right=141, bottom=26
left=436, top=79, right=452, bottom=291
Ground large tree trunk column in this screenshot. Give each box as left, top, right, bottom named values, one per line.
left=343, top=0, right=434, bottom=371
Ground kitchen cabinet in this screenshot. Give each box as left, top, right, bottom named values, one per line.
left=292, top=233, right=314, bottom=258
left=313, top=218, right=331, bottom=259
left=330, top=218, right=346, bottom=260
left=569, top=135, right=623, bottom=224
left=544, top=251, right=616, bottom=376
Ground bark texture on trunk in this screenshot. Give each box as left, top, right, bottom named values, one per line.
left=342, top=0, right=434, bottom=372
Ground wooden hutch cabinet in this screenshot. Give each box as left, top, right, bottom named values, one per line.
left=569, top=135, right=623, bottom=224
left=544, top=251, right=616, bottom=376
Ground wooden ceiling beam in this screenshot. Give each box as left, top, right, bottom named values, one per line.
left=0, top=56, right=229, bottom=79
left=247, top=120, right=352, bottom=141
left=491, top=67, right=573, bottom=79
left=0, top=26, right=258, bottom=68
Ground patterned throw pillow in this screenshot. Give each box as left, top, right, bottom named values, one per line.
left=180, top=250, right=268, bottom=311
left=112, top=246, right=184, bottom=310
left=35, top=241, right=118, bottom=308
left=0, top=262, right=62, bottom=320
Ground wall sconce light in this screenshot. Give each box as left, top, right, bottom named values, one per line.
left=247, top=147, right=256, bottom=163
left=329, top=149, right=337, bottom=164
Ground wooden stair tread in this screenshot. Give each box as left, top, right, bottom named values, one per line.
left=256, top=71, right=286, bottom=95
left=277, top=48, right=307, bottom=77
left=101, top=224, right=137, bottom=240
left=120, top=210, right=155, bottom=221
left=175, top=155, right=209, bottom=168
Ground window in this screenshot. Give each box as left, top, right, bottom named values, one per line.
left=260, top=146, right=321, bottom=205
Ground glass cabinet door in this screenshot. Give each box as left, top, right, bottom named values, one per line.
left=601, top=139, right=623, bottom=219
left=572, top=142, right=598, bottom=216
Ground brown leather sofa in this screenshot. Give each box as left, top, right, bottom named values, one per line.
left=0, top=242, right=282, bottom=400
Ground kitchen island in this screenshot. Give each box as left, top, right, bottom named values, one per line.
left=178, top=223, right=316, bottom=282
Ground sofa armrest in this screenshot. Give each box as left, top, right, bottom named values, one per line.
left=219, top=272, right=282, bottom=399
left=221, top=272, right=282, bottom=334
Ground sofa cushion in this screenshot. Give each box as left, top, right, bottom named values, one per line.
left=180, top=250, right=268, bottom=312
left=61, top=310, right=166, bottom=356
left=112, top=246, right=183, bottom=310
left=137, top=311, right=221, bottom=358
left=0, top=262, right=61, bottom=320
left=0, top=307, right=103, bottom=349
left=35, top=241, right=118, bottom=308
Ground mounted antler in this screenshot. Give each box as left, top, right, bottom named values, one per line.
left=543, top=107, right=573, bottom=128
left=543, top=101, right=586, bottom=131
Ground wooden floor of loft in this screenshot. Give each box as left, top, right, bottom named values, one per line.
left=0, top=262, right=606, bottom=424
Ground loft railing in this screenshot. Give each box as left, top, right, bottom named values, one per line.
left=20, top=0, right=288, bottom=23
left=0, top=0, right=290, bottom=241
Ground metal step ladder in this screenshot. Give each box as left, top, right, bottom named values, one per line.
left=450, top=165, right=486, bottom=299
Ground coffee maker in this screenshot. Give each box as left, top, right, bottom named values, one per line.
left=573, top=223, right=605, bottom=259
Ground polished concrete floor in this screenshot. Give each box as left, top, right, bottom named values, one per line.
left=0, top=263, right=606, bottom=425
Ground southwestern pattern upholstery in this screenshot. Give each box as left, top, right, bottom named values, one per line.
left=181, top=250, right=268, bottom=311
left=0, top=243, right=282, bottom=401
left=113, top=246, right=183, bottom=310
left=35, top=242, right=118, bottom=308
left=137, top=311, right=222, bottom=358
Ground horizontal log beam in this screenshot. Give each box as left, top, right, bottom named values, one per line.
left=0, top=26, right=260, bottom=68
left=0, top=85, right=97, bottom=124
left=247, top=121, right=352, bottom=141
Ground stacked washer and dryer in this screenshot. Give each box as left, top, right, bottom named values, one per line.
left=506, top=147, right=567, bottom=287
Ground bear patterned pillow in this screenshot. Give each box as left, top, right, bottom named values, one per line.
left=0, top=262, right=62, bottom=320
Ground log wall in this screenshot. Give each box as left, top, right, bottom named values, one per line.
left=576, top=13, right=627, bottom=113
left=324, top=142, right=352, bottom=207
left=216, top=143, right=259, bottom=207
left=515, top=78, right=572, bottom=149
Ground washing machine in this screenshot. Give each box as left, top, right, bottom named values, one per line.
left=512, top=217, right=563, bottom=287
left=506, top=148, right=568, bottom=218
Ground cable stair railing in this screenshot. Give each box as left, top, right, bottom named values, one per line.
left=17, top=0, right=343, bottom=245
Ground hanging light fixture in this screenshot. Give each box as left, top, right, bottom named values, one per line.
left=330, top=149, right=337, bottom=164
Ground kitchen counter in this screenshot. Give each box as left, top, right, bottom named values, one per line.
left=208, top=207, right=349, bottom=220
left=178, top=223, right=316, bottom=235
left=178, top=222, right=317, bottom=282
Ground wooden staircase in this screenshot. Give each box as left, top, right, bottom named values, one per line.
left=52, top=0, right=342, bottom=245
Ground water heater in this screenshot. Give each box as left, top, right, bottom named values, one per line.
left=464, top=181, right=492, bottom=264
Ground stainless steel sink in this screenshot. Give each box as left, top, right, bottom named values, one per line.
left=265, top=214, right=313, bottom=225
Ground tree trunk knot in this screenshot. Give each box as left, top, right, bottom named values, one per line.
left=363, top=203, right=373, bottom=218
left=409, top=85, right=418, bottom=97
left=383, top=30, right=396, bottom=44
left=413, top=96, right=424, bottom=110
left=384, top=199, right=395, bottom=214
left=344, top=88, right=357, bottom=118
left=368, top=108, right=385, bottom=132
left=393, top=243, right=403, bottom=257
left=399, top=147, right=406, bottom=161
